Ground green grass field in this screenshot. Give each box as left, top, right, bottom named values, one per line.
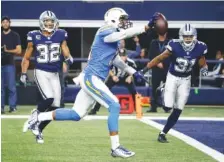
left=1, top=105, right=224, bottom=162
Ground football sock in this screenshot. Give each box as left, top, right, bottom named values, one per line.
left=163, top=106, right=172, bottom=112
left=39, top=106, right=58, bottom=132
left=92, top=102, right=101, bottom=112
left=38, top=111, right=54, bottom=122
left=163, top=109, right=182, bottom=134
left=108, top=103, right=120, bottom=132
left=37, top=98, right=54, bottom=112
left=110, top=135, right=120, bottom=150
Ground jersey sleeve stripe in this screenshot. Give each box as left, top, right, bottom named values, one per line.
left=166, top=45, right=172, bottom=52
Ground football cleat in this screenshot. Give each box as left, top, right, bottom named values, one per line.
left=31, top=124, right=40, bottom=136
left=36, top=133, right=44, bottom=144
left=23, top=109, right=39, bottom=133
left=111, top=146, right=135, bottom=158
left=158, top=133, right=169, bottom=143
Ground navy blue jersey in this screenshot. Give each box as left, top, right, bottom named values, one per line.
left=27, top=29, right=67, bottom=72
left=166, top=39, right=207, bottom=77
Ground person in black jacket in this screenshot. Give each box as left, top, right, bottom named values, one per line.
left=146, top=18, right=170, bottom=113
left=88, top=49, right=137, bottom=115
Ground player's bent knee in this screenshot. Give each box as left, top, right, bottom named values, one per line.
left=70, top=110, right=81, bottom=121
left=108, top=102, right=120, bottom=114
left=45, top=98, right=54, bottom=105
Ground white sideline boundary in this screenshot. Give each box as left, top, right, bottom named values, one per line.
left=1, top=115, right=224, bottom=121
left=139, top=118, right=224, bottom=162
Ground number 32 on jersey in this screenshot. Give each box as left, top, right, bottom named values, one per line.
left=36, top=43, right=61, bottom=63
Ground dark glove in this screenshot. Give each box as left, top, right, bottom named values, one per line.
left=141, top=67, right=150, bottom=74
left=148, top=12, right=161, bottom=28
left=133, top=71, right=149, bottom=84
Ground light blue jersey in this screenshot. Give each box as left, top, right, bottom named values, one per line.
left=84, top=25, right=119, bottom=80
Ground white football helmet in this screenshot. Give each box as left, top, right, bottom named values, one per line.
left=39, top=11, right=58, bottom=33
left=179, top=23, right=197, bottom=51
left=104, top=7, right=132, bottom=30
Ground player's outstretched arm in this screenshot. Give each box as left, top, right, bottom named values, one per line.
left=104, top=26, right=149, bottom=43
left=104, top=12, right=162, bottom=43
left=21, top=42, right=33, bottom=73
left=61, top=40, right=73, bottom=65
left=142, top=49, right=171, bottom=73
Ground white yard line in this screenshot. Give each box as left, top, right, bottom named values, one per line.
left=139, top=118, right=224, bottom=162
left=1, top=115, right=224, bottom=121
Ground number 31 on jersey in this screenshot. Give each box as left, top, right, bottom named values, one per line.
left=175, top=57, right=196, bottom=73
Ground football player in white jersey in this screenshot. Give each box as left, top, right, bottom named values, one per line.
left=21, top=11, right=73, bottom=143
left=142, top=24, right=208, bottom=143
left=23, top=8, right=161, bottom=158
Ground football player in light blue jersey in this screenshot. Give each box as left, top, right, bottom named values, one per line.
left=142, top=24, right=208, bottom=143
left=23, top=8, right=161, bottom=158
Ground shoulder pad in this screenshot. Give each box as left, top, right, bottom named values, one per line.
left=197, top=41, right=207, bottom=54
left=27, top=30, right=39, bottom=41
left=28, top=30, right=39, bottom=35
left=171, top=39, right=181, bottom=43
left=197, top=41, right=206, bottom=46
left=57, top=29, right=66, bottom=33
left=98, top=24, right=116, bottom=32
left=56, top=29, right=68, bottom=40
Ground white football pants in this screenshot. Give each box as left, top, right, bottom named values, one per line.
left=34, top=69, right=61, bottom=107
left=164, top=72, right=191, bottom=110
left=72, top=73, right=119, bottom=118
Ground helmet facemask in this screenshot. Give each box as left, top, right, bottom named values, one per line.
left=43, top=18, right=56, bottom=33
left=117, top=15, right=133, bottom=30
left=179, top=24, right=197, bottom=52
left=39, top=11, right=57, bottom=33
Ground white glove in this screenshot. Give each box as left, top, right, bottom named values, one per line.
left=201, top=67, right=208, bottom=76
left=20, top=73, right=28, bottom=87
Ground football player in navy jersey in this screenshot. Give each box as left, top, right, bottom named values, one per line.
left=142, top=24, right=208, bottom=143
left=21, top=11, right=73, bottom=143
